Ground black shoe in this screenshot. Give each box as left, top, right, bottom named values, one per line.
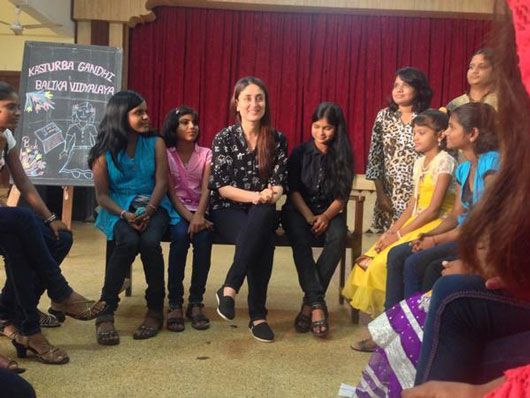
left=216, top=287, right=235, bottom=321
left=248, top=321, right=274, bottom=343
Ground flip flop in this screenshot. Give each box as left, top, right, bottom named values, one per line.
left=351, top=338, right=377, bottom=353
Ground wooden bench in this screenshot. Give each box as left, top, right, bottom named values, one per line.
left=107, top=194, right=365, bottom=307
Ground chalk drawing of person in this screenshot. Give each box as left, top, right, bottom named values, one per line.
left=59, top=102, right=97, bottom=179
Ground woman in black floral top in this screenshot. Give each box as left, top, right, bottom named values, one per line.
left=209, top=76, right=287, bottom=343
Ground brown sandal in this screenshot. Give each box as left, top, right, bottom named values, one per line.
left=0, top=320, right=18, bottom=340
left=50, top=291, right=106, bottom=321
left=186, top=303, right=210, bottom=330
left=0, top=353, right=25, bottom=373
left=96, top=315, right=120, bottom=346
left=134, top=310, right=163, bottom=340
left=166, top=306, right=185, bottom=333
left=12, top=333, right=69, bottom=365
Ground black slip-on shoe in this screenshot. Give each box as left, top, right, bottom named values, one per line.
left=216, top=287, right=235, bottom=321
left=249, top=321, right=274, bottom=343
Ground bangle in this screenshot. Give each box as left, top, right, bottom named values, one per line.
left=396, top=230, right=402, bottom=239
left=44, top=213, right=58, bottom=225
left=146, top=204, right=157, bottom=213
left=119, top=209, right=127, bottom=219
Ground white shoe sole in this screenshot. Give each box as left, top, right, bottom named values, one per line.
left=248, top=326, right=274, bottom=343
left=216, top=291, right=234, bottom=322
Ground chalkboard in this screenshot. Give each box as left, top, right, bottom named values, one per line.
left=15, top=41, right=122, bottom=186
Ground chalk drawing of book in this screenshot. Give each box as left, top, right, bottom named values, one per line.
left=59, top=102, right=97, bottom=180
left=34, top=122, right=65, bottom=154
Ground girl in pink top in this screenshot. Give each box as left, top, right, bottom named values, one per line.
left=162, top=106, right=213, bottom=331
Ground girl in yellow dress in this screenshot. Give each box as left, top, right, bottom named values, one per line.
left=343, top=109, right=456, bottom=319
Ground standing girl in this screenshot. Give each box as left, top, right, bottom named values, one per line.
left=210, top=76, right=287, bottom=343
left=281, top=102, right=353, bottom=338
left=162, top=106, right=213, bottom=332
left=366, top=67, right=433, bottom=233
left=89, top=90, right=180, bottom=345
left=343, top=109, right=457, bottom=350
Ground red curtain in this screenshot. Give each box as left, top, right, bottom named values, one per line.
left=128, top=7, right=490, bottom=172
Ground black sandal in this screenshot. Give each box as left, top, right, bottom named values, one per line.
left=186, top=303, right=210, bottom=330
left=167, top=306, right=185, bottom=333
left=310, top=303, right=329, bottom=338
left=95, top=315, right=120, bottom=346
left=294, top=304, right=311, bottom=333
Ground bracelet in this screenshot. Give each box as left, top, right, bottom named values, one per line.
left=396, top=230, right=402, bottom=239
left=119, top=209, right=127, bottom=219
left=44, top=213, right=58, bottom=225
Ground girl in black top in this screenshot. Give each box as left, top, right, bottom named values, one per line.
left=209, top=76, right=287, bottom=343
left=281, top=102, right=354, bottom=337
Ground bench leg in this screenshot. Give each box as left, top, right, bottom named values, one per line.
left=125, top=264, right=132, bottom=297
left=339, top=252, right=346, bottom=305
left=350, top=308, right=359, bottom=324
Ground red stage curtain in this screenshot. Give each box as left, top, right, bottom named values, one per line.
left=128, top=7, right=490, bottom=172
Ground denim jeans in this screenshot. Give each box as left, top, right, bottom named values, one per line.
left=385, top=241, right=458, bottom=310
left=415, top=275, right=530, bottom=384
left=210, top=204, right=276, bottom=321
left=0, top=207, right=73, bottom=335
left=100, top=208, right=168, bottom=315
left=0, top=368, right=36, bottom=398
left=167, top=218, right=212, bottom=308
left=281, top=202, right=346, bottom=305
left=0, top=219, right=72, bottom=320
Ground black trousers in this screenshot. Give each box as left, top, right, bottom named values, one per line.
left=281, top=203, right=346, bottom=305
left=100, top=209, right=169, bottom=315
left=211, top=204, right=276, bottom=321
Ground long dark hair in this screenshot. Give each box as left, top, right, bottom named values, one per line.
left=451, top=103, right=498, bottom=154
left=162, top=105, right=199, bottom=149
left=87, top=90, right=145, bottom=169
left=389, top=67, right=433, bottom=113
left=459, top=0, right=530, bottom=300
left=231, top=76, right=275, bottom=179
left=313, top=102, right=354, bottom=201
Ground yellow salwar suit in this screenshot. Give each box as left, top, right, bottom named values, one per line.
left=342, top=151, right=456, bottom=316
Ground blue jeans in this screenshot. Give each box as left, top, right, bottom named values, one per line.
left=385, top=242, right=458, bottom=310
left=100, top=209, right=169, bottom=315
left=281, top=202, right=346, bottom=305
left=415, top=275, right=530, bottom=384
left=167, top=219, right=212, bottom=308
left=211, top=204, right=276, bottom=321
left=0, top=207, right=73, bottom=335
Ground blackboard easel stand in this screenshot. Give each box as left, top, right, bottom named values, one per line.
left=7, top=185, right=74, bottom=229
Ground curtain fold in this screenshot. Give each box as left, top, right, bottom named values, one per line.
left=129, top=7, right=490, bottom=172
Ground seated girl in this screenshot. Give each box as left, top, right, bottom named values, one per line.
left=0, top=82, right=105, bottom=366
left=342, top=109, right=456, bottom=350
left=89, top=91, right=180, bottom=345
left=281, top=102, right=353, bottom=338
left=162, top=106, right=213, bottom=332
left=385, top=102, right=499, bottom=310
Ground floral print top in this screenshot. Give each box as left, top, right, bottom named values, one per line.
left=208, top=124, right=288, bottom=211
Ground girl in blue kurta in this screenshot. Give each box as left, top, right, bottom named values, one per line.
left=88, top=91, right=180, bottom=345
